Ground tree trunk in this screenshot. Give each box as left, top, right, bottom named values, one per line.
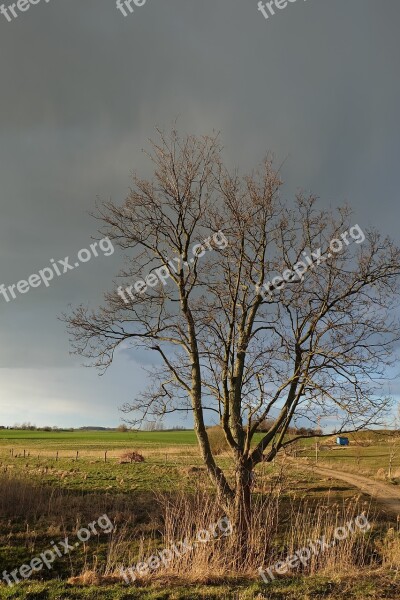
left=231, top=461, right=253, bottom=568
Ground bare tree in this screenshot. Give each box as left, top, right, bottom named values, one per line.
left=63, top=129, right=400, bottom=560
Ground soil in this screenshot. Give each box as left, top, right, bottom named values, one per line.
left=312, top=465, right=400, bottom=515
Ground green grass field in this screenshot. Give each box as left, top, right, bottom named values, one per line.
left=0, top=429, right=198, bottom=449
left=3, top=428, right=394, bottom=468
left=294, top=430, right=400, bottom=476
left=0, top=429, right=399, bottom=599
left=0, top=573, right=397, bottom=600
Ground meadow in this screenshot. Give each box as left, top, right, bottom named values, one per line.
left=0, top=429, right=399, bottom=599
left=294, top=430, right=400, bottom=477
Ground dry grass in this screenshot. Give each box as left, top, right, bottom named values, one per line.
left=375, top=520, right=400, bottom=569
left=282, top=496, right=373, bottom=575
left=0, top=444, right=200, bottom=463
left=0, top=472, right=156, bottom=535
left=0, top=466, right=395, bottom=589
left=68, top=469, right=379, bottom=586
left=206, top=426, right=230, bottom=456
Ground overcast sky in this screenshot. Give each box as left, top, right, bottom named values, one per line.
left=0, top=0, right=399, bottom=428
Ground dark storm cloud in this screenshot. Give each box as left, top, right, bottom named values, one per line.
left=0, top=0, right=399, bottom=424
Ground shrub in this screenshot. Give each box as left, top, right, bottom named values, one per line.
left=206, top=425, right=230, bottom=456
left=119, top=451, right=145, bottom=464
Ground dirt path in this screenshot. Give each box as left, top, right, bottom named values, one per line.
left=307, top=465, right=400, bottom=515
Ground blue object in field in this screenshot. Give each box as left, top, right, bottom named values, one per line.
left=336, top=436, right=349, bottom=446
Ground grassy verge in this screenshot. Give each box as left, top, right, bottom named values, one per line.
left=0, top=571, right=399, bottom=599
left=1, top=431, right=399, bottom=597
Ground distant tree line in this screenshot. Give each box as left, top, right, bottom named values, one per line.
left=8, top=423, right=75, bottom=432
left=256, top=419, right=322, bottom=436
